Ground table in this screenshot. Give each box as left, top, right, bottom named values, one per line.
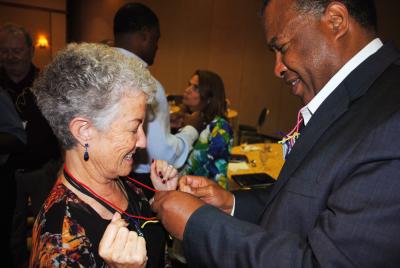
left=228, top=143, right=284, bottom=189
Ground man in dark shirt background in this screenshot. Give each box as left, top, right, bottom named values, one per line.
left=0, top=23, right=61, bottom=267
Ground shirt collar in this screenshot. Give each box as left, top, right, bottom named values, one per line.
left=301, top=38, right=383, bottom=125
left=115, top=47, right=148, bottom=68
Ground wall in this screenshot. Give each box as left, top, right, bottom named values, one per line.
left=68, top=0, right=303, bottom=137
left=4, top=0, right=399, bottom=138
left=0, top=0, right=67, bottom=69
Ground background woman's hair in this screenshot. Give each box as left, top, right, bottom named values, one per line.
left=195, top=70, right=227, bottom=124
left=32, top=42, right=156, bottom=149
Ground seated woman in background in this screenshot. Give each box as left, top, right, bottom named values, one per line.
left=179, top=70, right=233, bottom=189
left=29, top=43, right=178, bottom=268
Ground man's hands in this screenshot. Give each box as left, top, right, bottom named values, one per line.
left=179, top=175, right=234, bottom=214
left=99, top=213, right=147, bottom=268
left=150, top=176, right=235, bottom=240
left=151, top=191, right=205, bottom=240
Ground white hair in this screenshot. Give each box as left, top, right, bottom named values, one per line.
left=32, top=42, right=156, bottom=149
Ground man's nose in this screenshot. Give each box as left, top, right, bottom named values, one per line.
left=3, top=50, right=17, bottom=60
left=274, top=53, right=287, bottom=78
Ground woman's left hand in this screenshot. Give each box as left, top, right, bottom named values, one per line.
left=150, top=160, right=178, bottom=191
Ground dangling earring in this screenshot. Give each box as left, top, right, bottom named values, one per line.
left=83, top=143, right=89, bottom=161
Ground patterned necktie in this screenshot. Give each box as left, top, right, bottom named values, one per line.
left=279, top=109, right=304, bottom=160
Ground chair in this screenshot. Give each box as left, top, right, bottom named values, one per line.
left=238, top=108, right=277, bottom=144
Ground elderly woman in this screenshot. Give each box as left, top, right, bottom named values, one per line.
left=179, top=70, right=233, bottom=189
left=29, top=43, right=178, bottom=268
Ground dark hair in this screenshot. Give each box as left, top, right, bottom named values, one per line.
left=113, top=2, right=159, bottom=37
left=195, top=70, right=227, bottom=124
left=0, top=23, right=33, bottom=47
left=262, top=0, right=377, bottom=32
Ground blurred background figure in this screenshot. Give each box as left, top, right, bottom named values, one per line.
left=0, top=23, right=61, bottom=267
left=0, top=86, right=26, bottom=267
left=113, top=2, right=202, bottom=199
left=179, top=70, right=233, bottom=189
left=0, top=23, right=60, bottom=171
left=30, top=42, right=178, bottom=267
left=0, top=23, right=61, bottom=183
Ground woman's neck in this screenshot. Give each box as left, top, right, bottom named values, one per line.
left=63, top=149, right=122, bottom=200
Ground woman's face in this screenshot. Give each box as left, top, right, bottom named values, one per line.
left=183, top=74, right=202, bottom=111
left=90, top=91, right=147, bottom=178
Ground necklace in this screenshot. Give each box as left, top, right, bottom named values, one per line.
left=63, top=164, right=157, bottom=236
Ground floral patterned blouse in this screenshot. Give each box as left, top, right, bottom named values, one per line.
left=29, top=178, right=166, bottom=268
left=181, top=116, right=233, bottom=189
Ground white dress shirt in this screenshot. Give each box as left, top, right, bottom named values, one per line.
left=300, top=38, right=383, bottom=126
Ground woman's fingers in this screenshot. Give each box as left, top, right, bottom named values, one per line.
left=99, top=213, right=148, bottom=267
left=99, top=213, right=128, bottom=258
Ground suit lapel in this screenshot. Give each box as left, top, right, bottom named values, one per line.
left=260, top=43, right=400, bottom=212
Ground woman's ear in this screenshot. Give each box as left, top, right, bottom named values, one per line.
left=69, top=117, right=94, bottom=146
left=323, top=1, right=349, bottom=40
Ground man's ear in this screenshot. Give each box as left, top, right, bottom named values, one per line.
left=69, top=117, right=94, bottom=146
left=323, top=1, right=349, bottom=40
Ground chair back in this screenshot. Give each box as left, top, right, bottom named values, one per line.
left=257, top=107, right=269, bottom=128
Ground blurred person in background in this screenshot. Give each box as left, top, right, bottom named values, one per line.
left=113, top=2, right=204, bottom=199
left=179, top=70, right=233, bottom=190
left=0, top=23, right=61, bottom=267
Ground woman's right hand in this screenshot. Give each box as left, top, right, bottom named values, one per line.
left=99, top=213, right=147, bottom=268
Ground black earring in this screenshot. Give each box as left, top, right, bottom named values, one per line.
left=84, top=143, right=89, bottom=161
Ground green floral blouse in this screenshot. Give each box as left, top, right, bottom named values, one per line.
left=181, top=116, right=233, bottom=189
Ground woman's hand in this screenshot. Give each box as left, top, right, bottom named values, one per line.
left=150, top=160, right=178, bottom=191
left=99, top=213, right=147, bottom=268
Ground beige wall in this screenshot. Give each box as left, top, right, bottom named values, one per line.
left=0, top=0, right=66, bottom=69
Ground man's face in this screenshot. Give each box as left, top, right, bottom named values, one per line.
left=141, top=26, right=160, bottom=66
left=264, top=0, right=338, bottom=105
left=0, top=32, right=33, bottom=75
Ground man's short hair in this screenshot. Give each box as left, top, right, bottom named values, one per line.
left=0, top=23, right=33, bottom=47
left=263, top=0, right=377, bottom=32
left=113, top=2, right=159, bottom=37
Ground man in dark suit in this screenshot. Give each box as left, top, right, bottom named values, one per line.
left=151, top=0, right=400, bottom=267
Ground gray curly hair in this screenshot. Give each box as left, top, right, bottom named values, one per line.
left=32, top=42, right=156, bottom=149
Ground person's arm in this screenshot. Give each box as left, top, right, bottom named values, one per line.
left=0, top=132, right=25, bottom=154
left=0, top=89, right=26, bottom=154
left=144, top=81, right=198, bottom=170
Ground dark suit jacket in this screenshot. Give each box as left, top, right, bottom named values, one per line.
left=182, top=43, right=400, bottom=267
